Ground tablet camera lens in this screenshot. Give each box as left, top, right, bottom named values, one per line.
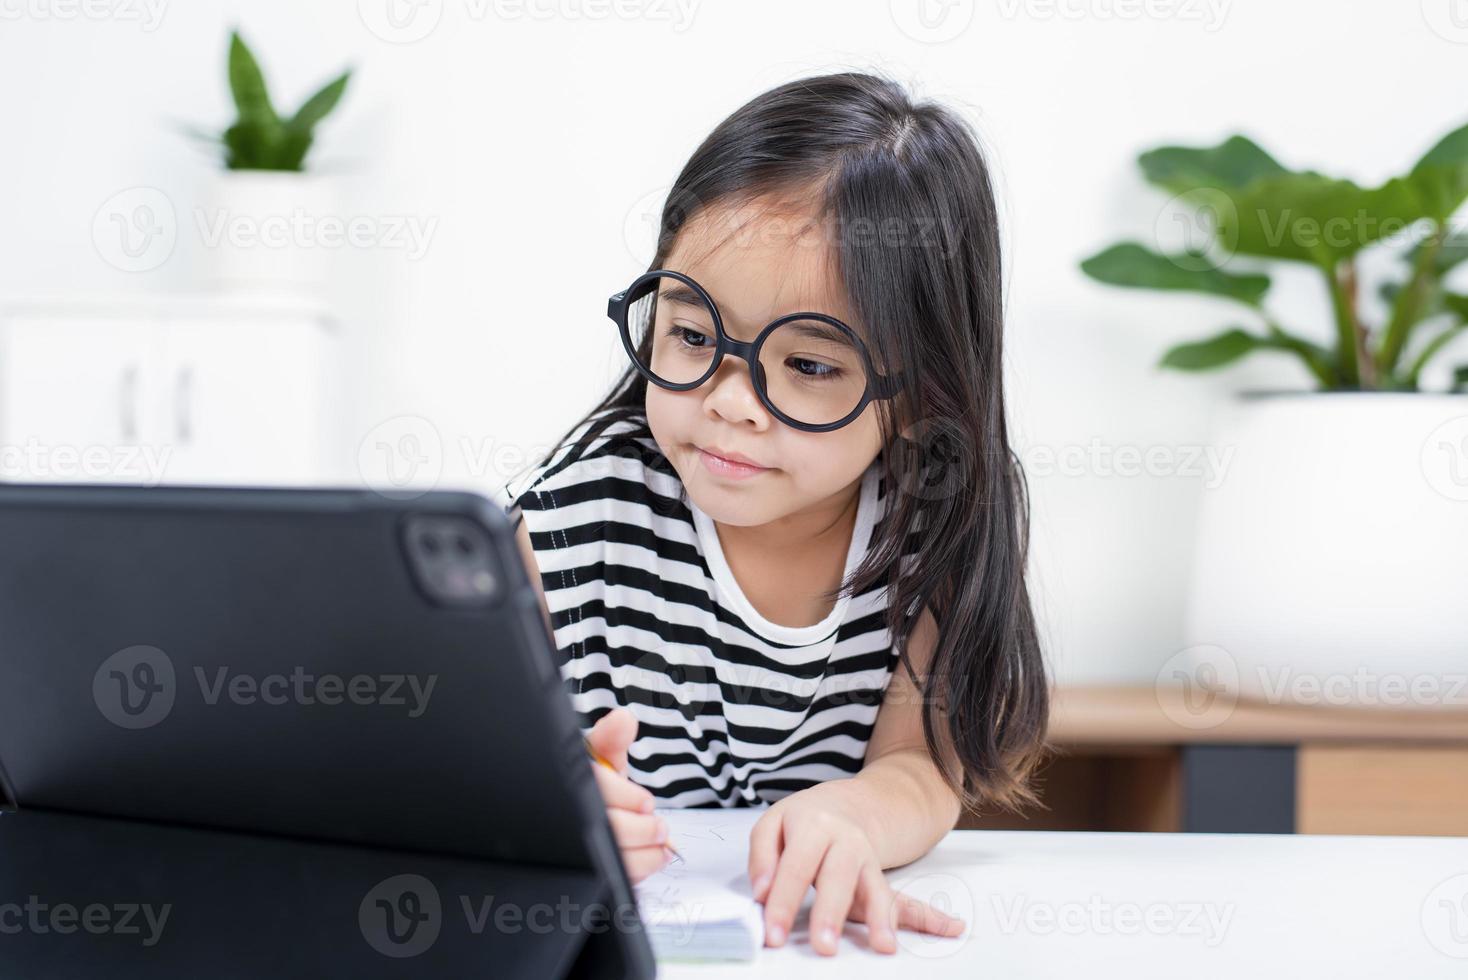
left=403, top=515, right=500, bottom=607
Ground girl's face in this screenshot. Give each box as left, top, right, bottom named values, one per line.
left=644, top=194, right=885, bottom=528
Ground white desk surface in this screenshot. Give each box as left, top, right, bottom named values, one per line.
left=658, top=828, right=1468, bottom=979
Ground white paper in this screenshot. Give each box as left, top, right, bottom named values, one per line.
left=635, top=807, right=768, bottom=962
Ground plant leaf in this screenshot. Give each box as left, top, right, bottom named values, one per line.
left=1080, top=242, right=1270, bottom=305
left=1408, top=229, right=1468, bottom=275
left=1159, top=328, right=1264, bottom=370
left=1158, top=326, right=1336, bottom=381
left=1264, top=324, right=1339, bottom=386
left=289, top=70, right=351, bottom=133
left=1452, top=364, right=1468, bottom=392
left=1139, top=135, right=1288, bottom=194
left=274, top=130, right=314, bottom=172
left=228, top=31, right=277, bottom=125
left=1408, top=119, right=1468, bottom=222
left=223, top=120, right=263, bottom=169
left=1214, top=171, right=1430, bottom=265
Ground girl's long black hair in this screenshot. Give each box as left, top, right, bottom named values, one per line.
left=545, top=71, right=1048, bottom=812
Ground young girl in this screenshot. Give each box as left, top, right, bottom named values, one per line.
left=498, top=71, right=1048, bottom=956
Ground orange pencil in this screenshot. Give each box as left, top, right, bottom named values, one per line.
left=584, top=737, right=682, bottom=863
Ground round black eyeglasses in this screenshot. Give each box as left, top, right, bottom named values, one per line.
left=606, top=269, right=903, bottom=433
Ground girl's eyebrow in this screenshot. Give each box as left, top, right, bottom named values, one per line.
left=783, top=319, right=856, bottom=350
left=658, top=284, right=710, bottom=310
left=659, top=282, right=862, bottom=347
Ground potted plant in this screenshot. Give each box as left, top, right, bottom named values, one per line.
left=1080, top=124, right=1468, bottom=708
left=195, top=31, right=352, bottom=294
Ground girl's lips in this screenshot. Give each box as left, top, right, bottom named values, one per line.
left=696, top=447, right=771, bottom=479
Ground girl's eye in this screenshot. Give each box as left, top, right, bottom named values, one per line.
left=667, top=325, right=713, bottom=349
left=788, top=357, right=841, bottom=380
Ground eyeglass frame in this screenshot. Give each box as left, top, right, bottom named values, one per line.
left=606, top=268, right=904, bottom=433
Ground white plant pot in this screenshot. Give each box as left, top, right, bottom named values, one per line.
left=1182, top=393, right=1468, bottom=710
left=197, top=171, right=338, bottom=296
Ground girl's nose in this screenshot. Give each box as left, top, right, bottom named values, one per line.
left=701, top=357, right=770, bottom=429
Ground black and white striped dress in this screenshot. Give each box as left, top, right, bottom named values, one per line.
left=496, top=410, right=902, bottom=808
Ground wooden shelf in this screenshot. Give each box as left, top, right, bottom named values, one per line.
left=960, top=685, right=1468, bottom=836
left=1052, top=684, right=1468, bottom=745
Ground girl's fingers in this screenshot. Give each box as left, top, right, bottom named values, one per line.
left=586, top=707, right=639, bottom=772
left=894, top=891, right=966, bottom=937
left=591, top=760, right=656, bottom=813
left=760, top=835, right=828, bottom=948
left=806, top=843, right=863, bottom=955
left=858, top=864, right=900, bottom=954
left=746, top=810, right=784, bottom=902
left=622, top=845, right=670, bottom=884
left=607, top=808, right=669, bottom=850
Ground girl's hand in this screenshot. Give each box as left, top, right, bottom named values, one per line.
left=748, top=780, right=966, bottom=955
left=586, top=707, right=671, bottom=883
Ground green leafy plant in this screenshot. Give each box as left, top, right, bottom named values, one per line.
left=1080, top=125, right=1468, bottom=392
left=210, top=30, right=352, bottom=172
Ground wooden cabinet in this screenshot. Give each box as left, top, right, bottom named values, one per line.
left=961, top=686, right=1468, bottom=836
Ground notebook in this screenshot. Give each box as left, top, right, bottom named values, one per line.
left=634, top=807, right=768, bottom=962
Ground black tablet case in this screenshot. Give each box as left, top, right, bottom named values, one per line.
left=0, top=483, right=655, bottom=979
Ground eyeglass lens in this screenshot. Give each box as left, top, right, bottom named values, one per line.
left=626, top=273, right=869, bottom=427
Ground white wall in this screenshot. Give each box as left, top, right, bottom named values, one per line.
left=1, top=0, right=1462, bottom=682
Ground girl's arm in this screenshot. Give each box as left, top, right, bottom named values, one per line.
left=747, top=607, right=967, bottom=955
left=844, top=605, right=962, bottom=866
